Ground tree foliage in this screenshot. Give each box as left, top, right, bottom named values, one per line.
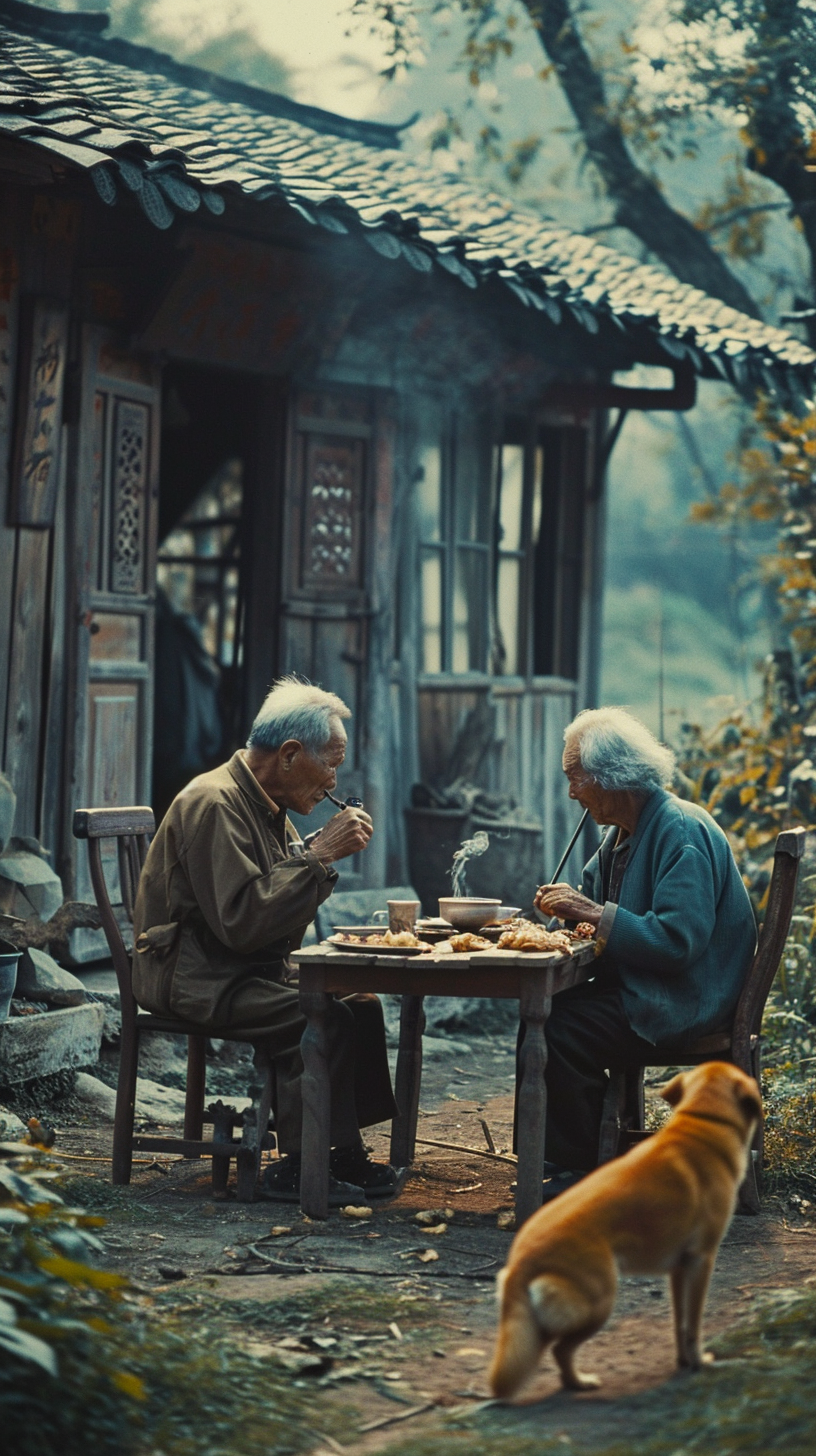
left=352, top=0, right=816, bottom=324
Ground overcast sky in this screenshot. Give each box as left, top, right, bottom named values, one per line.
left=156, top=0, right=398, bottom=116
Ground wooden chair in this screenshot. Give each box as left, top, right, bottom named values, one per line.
left=598, top=826, right=807, bottom=1212
left=73, top=806, right=274, bottom=1200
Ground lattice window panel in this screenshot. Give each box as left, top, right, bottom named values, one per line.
left=110, top=399, right=148, bottom=594
left=302, top=437, right=364, bottom=590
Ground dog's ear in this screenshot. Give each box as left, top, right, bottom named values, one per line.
left=737, top=1087, right=762, bottom=1126
left=661, top=1073, right=686, bottom=1106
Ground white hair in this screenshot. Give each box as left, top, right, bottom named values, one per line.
left=565, top=707, right=675, bottom=794
left=247, top=675, right=351, bottom=755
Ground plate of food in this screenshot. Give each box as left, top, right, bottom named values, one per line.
left=435, top=932, right=494, bottom=954
left=327, top=930, right=431, bottom=955
left=496, top=922, right=574, bottom=953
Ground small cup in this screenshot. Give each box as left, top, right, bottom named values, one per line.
left=387, top=899, right=421, bottom=934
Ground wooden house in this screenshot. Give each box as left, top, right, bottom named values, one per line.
left=0, top=0, right=813, bottom=936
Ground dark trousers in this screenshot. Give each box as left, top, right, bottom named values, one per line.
left=220, top=978, right=397, bottom=1155
left=533, top=978, right=657, bottom=1172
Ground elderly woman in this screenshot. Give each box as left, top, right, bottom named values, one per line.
left=133, top=676, right=397, bottom=1204
left=533, top=707, right=756, bottom=1200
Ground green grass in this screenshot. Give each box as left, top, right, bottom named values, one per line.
left=386, top=1288, right=816, bottom=1456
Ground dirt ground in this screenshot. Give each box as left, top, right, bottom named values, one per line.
left=45, top=1031, right=816, bottom=1454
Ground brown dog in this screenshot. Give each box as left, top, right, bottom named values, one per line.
left=489, top=1061, right=761, bottom=1398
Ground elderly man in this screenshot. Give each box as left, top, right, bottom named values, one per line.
left=133, top=676, right=397, bottom=1204
left=532, top=706, right=756, bottom=1200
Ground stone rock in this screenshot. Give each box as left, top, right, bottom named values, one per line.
left=425, top=996, right=518, bottom=1037
left=0, top=1004, right=104, bottom=1086
left=382, top=992, right=515, bottom=1044
left=74, top=1072, right=251, bottom=1126
left=0, top=847, right=64, bottom=922
left=0, top=1104, right=25, bottom=1139
left=0, top=775, right=15, bottom=856
left=89, top=990, right=121, bottom=1044
left=16, top=948, right=86, bottom=1007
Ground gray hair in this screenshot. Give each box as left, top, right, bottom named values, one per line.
left=565, top=707, right=675, bottom=794
left=247, top=676, right=351, bottom=755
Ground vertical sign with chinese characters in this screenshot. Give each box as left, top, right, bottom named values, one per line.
left=9, top=299, right=68, bottom=527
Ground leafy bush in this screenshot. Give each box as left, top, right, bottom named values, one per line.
left=0, top=1143, right=342, bottom=1455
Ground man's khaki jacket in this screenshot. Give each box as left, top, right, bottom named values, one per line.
left=132, top=752, right=337, bottom=1026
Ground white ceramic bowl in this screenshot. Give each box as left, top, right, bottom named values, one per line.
left=438, top=896, right=502, bottom=931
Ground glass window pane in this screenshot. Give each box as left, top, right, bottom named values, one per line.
left=499, top=445, right=525, bottom=552
left=454, top=424, right=491, bottom=543
left=417, top=443, right=442, bottom=542
left=452, top=548, right=488, bottom=672
left=496, top=556, right=521, bottom=676
left=421, top=549, right=443, bottom=672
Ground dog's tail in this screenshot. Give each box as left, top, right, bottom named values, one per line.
left=489, top=1268, right=581, bottom=1399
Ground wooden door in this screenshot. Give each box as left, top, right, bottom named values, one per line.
left=279, top=390, right=373, bottom=847
left=67, top=333, right=160, bottom=917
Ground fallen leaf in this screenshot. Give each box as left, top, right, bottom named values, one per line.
left=341, top=1205, right=373, bottom=1219
left=389, top=1321, right=402, bottom=1341
left=496, top=1210, right=515, bottom=1230
left=425, top=1223, right=448, bottom=1235
left=269, top=1226, right=292, bottom=1237
left=415, top=1208, right=454, bottom=1225
left=418, top=1248, right=439, bottom=1263
left=455, top=1347, right=486, bottom=1358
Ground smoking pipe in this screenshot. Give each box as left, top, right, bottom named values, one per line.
left=323, top=790, right=364, bottom=810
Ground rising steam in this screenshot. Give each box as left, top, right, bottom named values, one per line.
left=451, top=830, right=490, bottom=897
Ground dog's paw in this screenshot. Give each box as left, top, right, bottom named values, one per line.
left=564, top=1372, right=602, bottom=1391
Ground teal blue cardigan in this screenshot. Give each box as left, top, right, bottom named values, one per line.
left=582, top=789, right=756, bottom=1045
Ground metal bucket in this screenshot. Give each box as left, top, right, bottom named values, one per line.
left=0, top=938, right=21, bottom=1022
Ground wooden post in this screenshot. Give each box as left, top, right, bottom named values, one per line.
left=515, top=968, right=552, bottom=1226
left=299, top=986, right=333, bottom=1219
left=390, top=994, right=425, bottom=1167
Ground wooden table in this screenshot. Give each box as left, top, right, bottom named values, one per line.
left=291, top=941, right=596, bottom=1224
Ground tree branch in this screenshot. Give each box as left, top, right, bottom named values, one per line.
left=521, top=0, right=761, bottom=317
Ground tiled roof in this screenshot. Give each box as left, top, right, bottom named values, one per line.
left=0, top=0, right=813, bottom=401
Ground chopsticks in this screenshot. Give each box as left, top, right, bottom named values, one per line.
left=549, top=807, right=589, bottom=884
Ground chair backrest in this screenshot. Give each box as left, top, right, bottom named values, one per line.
left=732, top=826, right=807, bottom=1060
left=73, top=807, right=155, bottom=1008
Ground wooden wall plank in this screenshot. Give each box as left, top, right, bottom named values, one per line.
left=4, top=528, right=51, bottom=835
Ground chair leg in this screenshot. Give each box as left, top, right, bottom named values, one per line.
left=207, top=1099, right=233, bottom=1194
left=237, top=1054, right=274, bottom=1202
left=598, top=1071, right=626, bottom=1164
left=112, top=1022, right=140, bottom=1186
left=184, top=1035, right=207, bottom=1152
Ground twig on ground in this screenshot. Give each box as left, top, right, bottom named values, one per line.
left=359, top=1402, right=435, bottom=1433
left=414, top=1136, right=516, bottom=1166
left=478, top=1119, right=496, bottom=1154
left=236, top=1244, right=498, bottom=1279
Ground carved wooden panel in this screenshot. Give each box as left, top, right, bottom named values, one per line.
left=301, top=435, right=364, bottom=591
left=109, top=398, right=149, bottom=594
left=9, top=299, right=68, bottom=527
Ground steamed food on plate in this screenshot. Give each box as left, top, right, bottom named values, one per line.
left=334, top=929, right=423, bottom=948
left=446, top=932, right=493, bottom=952
left=497, top=923, right=572, bottom=953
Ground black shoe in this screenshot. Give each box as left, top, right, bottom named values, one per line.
left=258, top=1156, right=365, bottom=1207
left=329, top=1143, right=400, bottom=1199
left=539, top=1169, right=585, bottom=1205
